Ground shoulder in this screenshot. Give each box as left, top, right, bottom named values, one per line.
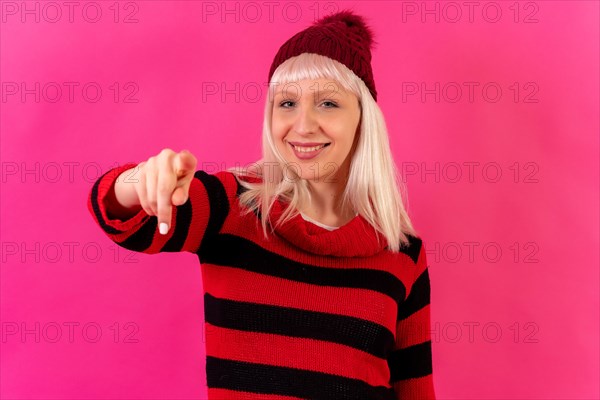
left=397, top=233, right=424, bottom=265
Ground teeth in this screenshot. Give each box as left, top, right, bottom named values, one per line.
left=293, top=144, right=326, bottom=152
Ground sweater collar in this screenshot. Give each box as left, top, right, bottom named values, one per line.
left=267, top=196, right=388, bottom=257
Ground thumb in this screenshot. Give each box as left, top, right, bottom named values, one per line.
left=172, top=185, right=193, bottom=206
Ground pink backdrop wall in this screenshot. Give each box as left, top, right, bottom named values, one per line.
left=1, top=1, right=598, bottom=398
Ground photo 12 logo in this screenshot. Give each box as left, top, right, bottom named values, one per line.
left=1, top=1, right=140, bottom=24
left=1, top=82, right=140, bottom=104
left=1, top=241, right=139, bottom=265
left=200, top=1, right=340, bottom=23
left=428, top=321, right=540, bottom=344
left=2, top=321, right=140, bottom=344
left=400, top=161, right=540, bottom=184
left=401, top=81, right=540, bottom=104
left=400, top=1, right=540, bottom=24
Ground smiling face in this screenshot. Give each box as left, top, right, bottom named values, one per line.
left=271, top=78, right=361, bottom=184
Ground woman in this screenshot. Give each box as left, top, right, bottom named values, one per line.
left=88, top=9, right=436, bottom=400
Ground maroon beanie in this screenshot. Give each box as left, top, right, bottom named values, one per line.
left=267, top=9, right=378, bottom=102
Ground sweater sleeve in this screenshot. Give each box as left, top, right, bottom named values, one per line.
left=87, top=162, right=233, bottom=255
left=388, top=240, right=436, bottom=399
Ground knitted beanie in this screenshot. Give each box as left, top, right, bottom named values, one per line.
left=267, top=9, right=378, bottom=102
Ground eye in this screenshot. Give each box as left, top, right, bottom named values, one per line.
left=322, top=101, right=338, bottom=108
left=278, top=100, right=294, bottom=108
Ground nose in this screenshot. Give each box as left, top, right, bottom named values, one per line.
left=292, top=105, right=319, bottom=135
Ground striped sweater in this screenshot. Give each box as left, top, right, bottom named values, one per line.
left=87, top=163, right=436, bottom=400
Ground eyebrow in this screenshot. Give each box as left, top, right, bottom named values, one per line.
left=273, top=88, right=345, bottom=99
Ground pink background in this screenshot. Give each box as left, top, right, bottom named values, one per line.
left=1, top=1, right=598, bottom=399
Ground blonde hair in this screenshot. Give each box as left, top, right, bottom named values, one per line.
left=226, top=53, right=419, bottom=252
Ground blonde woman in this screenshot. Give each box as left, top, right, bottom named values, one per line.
left=88, top=9, right=436, bottom=400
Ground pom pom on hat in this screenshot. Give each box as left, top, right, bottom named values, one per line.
left=268, top=9, right=379, bottom=101
left=318, top=9, right=376, bottom=49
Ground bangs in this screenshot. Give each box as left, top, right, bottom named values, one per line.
left=269, top=53, right=361, bottom=100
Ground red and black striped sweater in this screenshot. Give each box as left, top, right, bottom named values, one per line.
left=87, top=163, right=436, bottom=400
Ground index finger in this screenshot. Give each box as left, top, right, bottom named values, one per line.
left=156, top=165, right=178, bottom=235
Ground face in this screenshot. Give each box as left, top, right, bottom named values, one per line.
left=271, top=78, right=361, bottom=184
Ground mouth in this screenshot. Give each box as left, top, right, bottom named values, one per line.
left=288, top=142, right=331, bottom=160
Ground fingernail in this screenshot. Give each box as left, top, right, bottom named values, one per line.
left=159, top=223, right=169, bottom=235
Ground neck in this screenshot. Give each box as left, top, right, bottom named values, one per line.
left=300, top=171, right=355, bottom=226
